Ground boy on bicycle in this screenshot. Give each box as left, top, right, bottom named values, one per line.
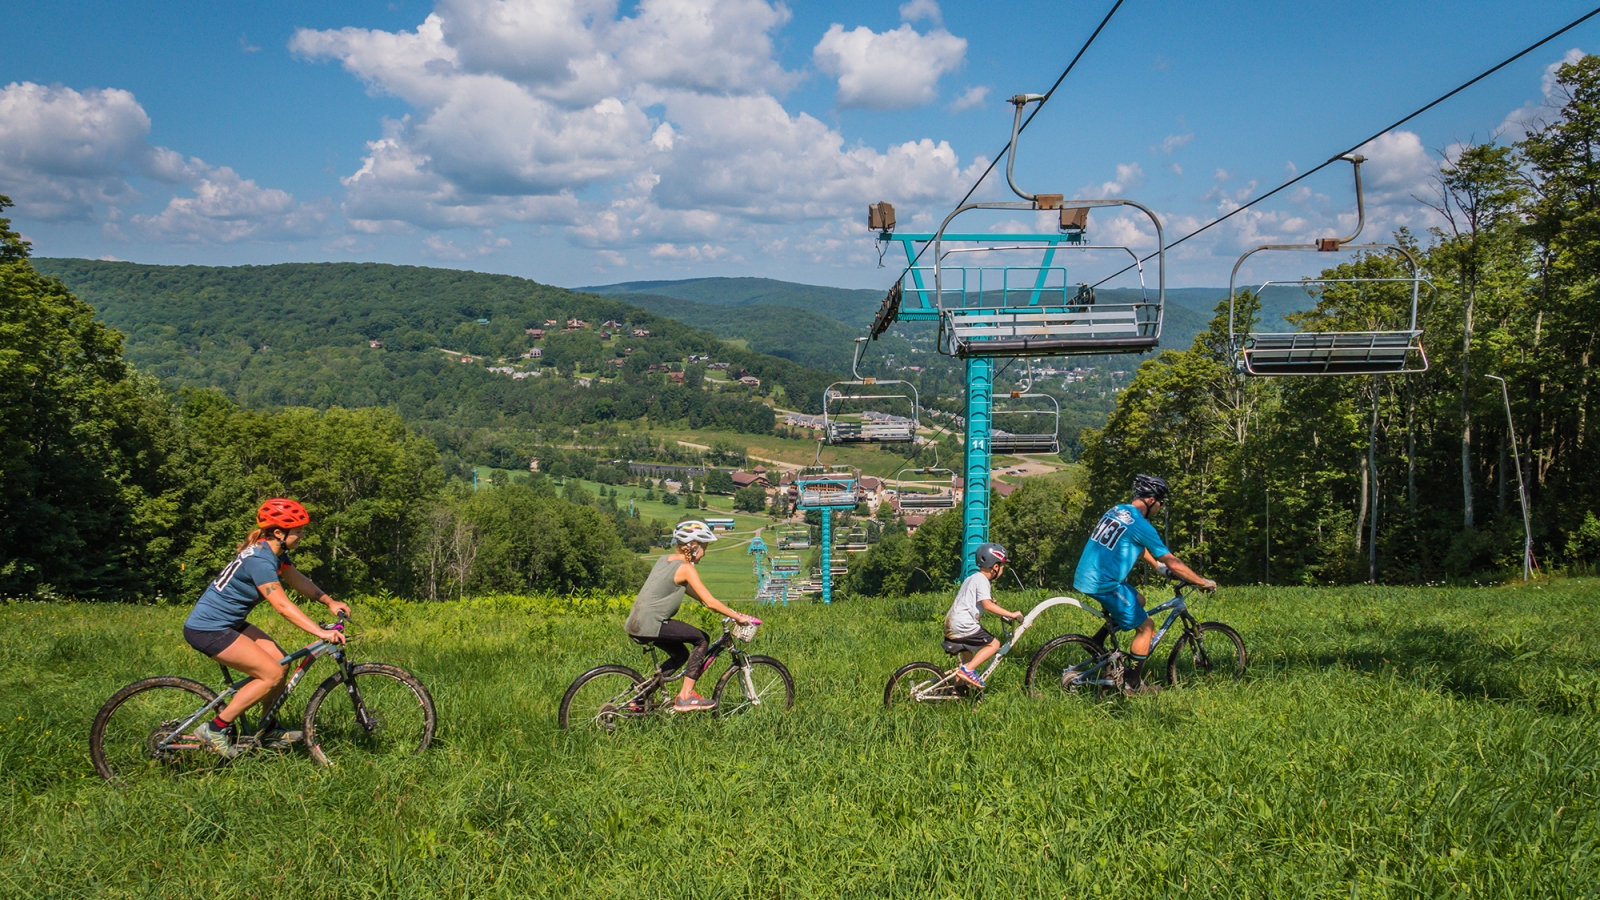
left=947, top=542, right=1022, bottom=689
left=1073, top=475, right=1214, bottom=690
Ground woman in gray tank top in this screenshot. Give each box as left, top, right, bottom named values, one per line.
left=625, top=520, right=759, bottom=712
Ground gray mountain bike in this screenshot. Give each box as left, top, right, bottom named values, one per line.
left=1025, top=579, right=1247, bottom=697
left=90, top=614, right=436, bottom=783
left=559, top=618, right=794, bottom=730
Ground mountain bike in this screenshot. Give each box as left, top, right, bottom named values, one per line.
left=559, top=618, right=794, bottom=730
left=1024, top=578, right=1247, bottom=697
left=883, top=595, right=1083, bottom=706
left=89, top=614, right=436, bottom=783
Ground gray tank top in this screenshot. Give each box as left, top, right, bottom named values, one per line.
left=625, top=554, right=690, bottom=638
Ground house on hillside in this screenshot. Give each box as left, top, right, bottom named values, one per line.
left=669, top=371, right=684, bottom=384
left=738, top=376, right=761, bottom=389
left=708, top=362, right=730, bottom=371
left=602, top=319, right=624, bottom=329
left=631, top=328, right=651, bottom=338
left=730, top=471, right=768, bottom=489
left=567, top=318, right=589, bottom=329
left=903, top=514, right=927, bottom=534
left=526, top=328, right=545, bottom=339
left=522, top=348, right=543, bottom=359
left=544, top=319, right=558, bottom=327
left=368, top=339, right=382, bottom=349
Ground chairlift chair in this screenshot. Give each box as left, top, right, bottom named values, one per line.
left=1228, top=154, right=1430, bottom=377
left=929, top=94, right=1166, bottom=360
left=824, top=338, right=921, bottom=444
left=892, top=456, right=958, bottom=512
left=795, top=466, right=861, bottom=509
left=990, top=360, right=1062, bottom=455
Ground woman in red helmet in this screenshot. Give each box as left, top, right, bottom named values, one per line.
left=183, top=498, right=349, bottom=757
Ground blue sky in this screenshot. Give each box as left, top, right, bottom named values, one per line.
left=5, top=0, right=1598, bottom=289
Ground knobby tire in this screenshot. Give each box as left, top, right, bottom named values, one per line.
left=558, top=664, right=647, bottom=731
left=90, top=676, right=220, bottom=784
left=1165, top=622, right=1248, bottom=687
left=303, top=663, right=436, bottom=766
left=1025, top=634, right=1113, bottom=698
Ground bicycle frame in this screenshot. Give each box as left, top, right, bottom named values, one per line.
left=1063, top=584, right=1205, bottom=691
left=626, top=622, right=759, bottom=713
left=907, top=595, right=1084, bottom=701
left=155, top=634, right=348, bottom=753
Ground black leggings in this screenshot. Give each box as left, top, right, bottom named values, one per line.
left=633, top=620, right=712, bottom=680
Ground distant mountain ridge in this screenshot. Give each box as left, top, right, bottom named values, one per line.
left=583, top=277, right=1311, bottom=358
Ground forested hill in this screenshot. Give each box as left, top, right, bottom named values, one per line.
left=33, top=259, right=839, bottom=433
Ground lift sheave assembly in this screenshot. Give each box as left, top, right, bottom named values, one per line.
left=1227, top=154, right=1430, bottom=377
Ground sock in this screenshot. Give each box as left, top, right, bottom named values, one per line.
left=212, top=716, right=232, bottom=730
left=1127, top=653, right=1149, bottom=685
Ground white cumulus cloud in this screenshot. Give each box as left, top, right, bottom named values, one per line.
left=294, top=0, right=986, bottom=257
left=0, top=81, right=323, bottom=242
left=813, top=21, right=966, bottom=111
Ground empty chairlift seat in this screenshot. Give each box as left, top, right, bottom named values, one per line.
left=823, top=339, right=921, bottom=444
left=990, top=375, right=1061, bottom=454
left=795, top=467, right=861, bottom=509
left=1228, top=154, right=1430, bottom=378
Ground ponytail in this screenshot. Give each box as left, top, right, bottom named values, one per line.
left=236, top=527, right=274, bottom=553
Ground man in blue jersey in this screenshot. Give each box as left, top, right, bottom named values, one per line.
left=1073, top=474, right=1215, bottom=690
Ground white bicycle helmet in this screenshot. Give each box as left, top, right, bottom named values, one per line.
left=672, top=520, right=719, bottom=545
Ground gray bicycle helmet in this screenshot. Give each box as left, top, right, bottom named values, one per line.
left=1132, top=474, right=1169, bottom=503
left=974, top=542, right=1009, bottom=569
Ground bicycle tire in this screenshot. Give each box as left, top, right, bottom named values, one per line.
left=303, top=663, right=436, bottom=766
left=90, top=676, right=220, bottom=784
left=1165, top=622, right=1247, bottom=687
left=883, top=662, right=951, bottom=707
left=558, top=664, right=648, bottom=731
left=1025, top=634, right=1114, bottom=698
left=712, top=655, right=794, bottom=718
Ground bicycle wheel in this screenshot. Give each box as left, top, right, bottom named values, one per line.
left=883, top=662, right=955, bottom=707
left=303, top=663, right=436, bottom=766
left=712, top=655, right=794, bottom=718
left=1025, top=634, right=1113, bottom=698
left=1165, top=622, right=1248, bottom=688
left=90, top=676, right=221, bottom=784
left=558, top=664, right=649, bottom=731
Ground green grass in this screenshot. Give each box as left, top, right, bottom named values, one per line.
left=3, top=580, right=1599, bottom=898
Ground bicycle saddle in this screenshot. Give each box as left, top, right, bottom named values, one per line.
left=941, top=640, right=969, bottom=656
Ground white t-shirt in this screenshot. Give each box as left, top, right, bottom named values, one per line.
left=945, top=571, right=992, bottom=638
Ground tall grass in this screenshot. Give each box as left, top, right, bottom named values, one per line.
left=1, top=581, right=1597, bottom=898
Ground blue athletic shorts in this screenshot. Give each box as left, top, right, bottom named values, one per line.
left=1089, top=583, right=1148, bottom=631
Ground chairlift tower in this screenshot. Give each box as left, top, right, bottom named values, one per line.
left=865, top=93, right=1166, bottom=578
left=794, top=466, right=860, bottom=603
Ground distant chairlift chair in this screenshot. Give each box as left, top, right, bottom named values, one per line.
left=824, top=338, right=921, bottom=444
left=893, top=444, right=957, bottom=511
left=1227, top=154, right=1430, bottom=377
left=989, top=360, right=1061, bottom=455
left=931, top=94, right=1167, bottom=360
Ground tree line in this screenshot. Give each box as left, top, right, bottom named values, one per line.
left=1078, top=56, right=1600, bottom=584
left=1, top=213, right=647, bottom=601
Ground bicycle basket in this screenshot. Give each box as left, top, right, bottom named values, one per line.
left=731, top=622, right=759, bottom=643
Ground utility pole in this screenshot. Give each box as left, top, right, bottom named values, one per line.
left=1486, top=374, right=1533, bottom=581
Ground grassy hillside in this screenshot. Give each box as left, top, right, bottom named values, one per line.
left=2, top=579, right=1596, bottom=897
left=613, top=292, right=865, bottom=372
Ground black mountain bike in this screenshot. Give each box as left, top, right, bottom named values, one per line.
left=1025, top=579, right=1247, bottom=697
left=90, top=615, right=436, bottom=783
left=559, top=618, right=794, bottom=730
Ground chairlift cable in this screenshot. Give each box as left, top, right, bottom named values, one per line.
left=891, top=0, right=1126, bottom=279
left=1091, top=4, right=1600, bottom=288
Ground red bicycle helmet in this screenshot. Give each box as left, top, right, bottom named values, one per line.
left=257, top=498, right=311, bottom=530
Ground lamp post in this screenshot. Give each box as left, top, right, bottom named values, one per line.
left=1485, top=374, right=1533, bottom=581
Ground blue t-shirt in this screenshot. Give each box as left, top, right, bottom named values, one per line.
left=185, top=543, right=292, bottom=631
left=1073, top=503, right=1170, bottom=595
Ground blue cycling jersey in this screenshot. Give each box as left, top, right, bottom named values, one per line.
left=1073, top=503, right=1170, bottom=595
left=185, top=543, right=292, bottom=631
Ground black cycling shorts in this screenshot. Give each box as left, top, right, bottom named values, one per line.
left=184, top=624, right=246, bottom=657
left=944, top=627, right=998, bottom=652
